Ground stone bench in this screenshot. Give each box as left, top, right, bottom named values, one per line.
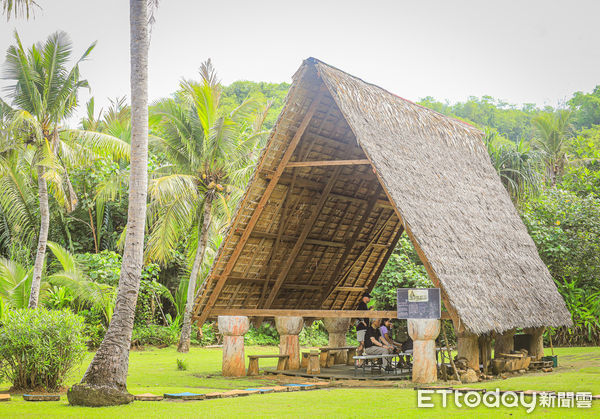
left=247, top=354, right=289, bottom=376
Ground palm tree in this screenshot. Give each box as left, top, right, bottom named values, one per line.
left=0, top=242, right=114, bottom=315
left=532, top=110, right=573, bottom=185
left=2, top=31, right=129, bottom=308
left=1, top=0, right=37, bottom=20
left=484, top=129, right=541, bottom=204
left=68, top=0, right=151, bottom=406
left=148, top=60, right=268, bottom=352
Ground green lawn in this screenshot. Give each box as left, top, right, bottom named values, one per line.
left=0, top=345, right=598, bottom=417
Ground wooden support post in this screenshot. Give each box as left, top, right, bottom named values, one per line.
left=275, top=316, right=304, bottom=370
left=307, top=350, right=320, bottom=375
left=195, top=91, right=325, bottom=326
left=323, top=318, right=351, bottom=364
left=524, top=327, right=545, bottom=360
left=494, top=329, right=515, bottom=356
left=263, top=166, right=342, bottom=309
left=247, top=358, right=259, bottom=376
left=457, top=330, right=480, bottom=372
left=479, top=334, right=492, bottom=374
left=218, top=316, right=250, bottom=377
left=408, top=319, right=440, bottom=383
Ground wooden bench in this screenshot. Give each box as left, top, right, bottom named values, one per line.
left=318, top=346, right=358, bottom=366
left=301, top=350, right=321, bottom=374
left=247, top=354, right=289, bottom=376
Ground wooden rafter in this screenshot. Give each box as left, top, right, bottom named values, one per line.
left=262, top=166, right=342, bottom=309
left=318, top=186, right=380, bottom=306
left=320, top=210, right=397, bottom=304
left=195, top=90, right=326, bottom=325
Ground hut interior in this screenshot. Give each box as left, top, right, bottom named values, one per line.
left=193, top=68, right=404, bottom=321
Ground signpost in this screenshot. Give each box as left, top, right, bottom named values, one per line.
left=397, top=288, right=442, bottom=383
left=397, top=288, right=441, bottom=319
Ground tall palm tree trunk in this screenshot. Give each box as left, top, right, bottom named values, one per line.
left=28, top=165, right=49, bottom=309
left=178, top=196, right=213, bottom=352
left=67, top=0, right=148, bottom=406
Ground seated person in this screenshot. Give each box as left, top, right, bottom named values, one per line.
left=364, top=318, right=394, bottom=370
left=379, top=319, right=403, bottom=353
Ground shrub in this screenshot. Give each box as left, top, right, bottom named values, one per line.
left=299, top=321, right=329, bottom=347
left=521, top=189, right=600, bottom=345
left=176, top=358, right=188, bottom=371
left=131, top=325, right=178, bottom=348
left=245, top=323, right=280, bottom=345
left=371, top=236, right=431, bottom=310
left=0, top=309, right=86, bottom=391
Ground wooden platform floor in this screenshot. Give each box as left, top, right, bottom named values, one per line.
left=263, top=364, right=411, bottom=381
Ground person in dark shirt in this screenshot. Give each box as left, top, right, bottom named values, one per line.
left=364, top=318, right=393, bottom=370
left=355, top=293, right=371, bottom=358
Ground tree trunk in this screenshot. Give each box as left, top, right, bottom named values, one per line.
left=178, top=197, right=213, bottom=353
left=67, top=0, right=148, bottom=407
left=28, top=165, right=49, bottom=309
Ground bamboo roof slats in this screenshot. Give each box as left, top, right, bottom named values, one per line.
left=193, top=58, right=572, bottom=334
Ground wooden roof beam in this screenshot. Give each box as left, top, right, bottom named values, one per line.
left=206, top=308, right=451, bottom=320
left=261, top=173, right=393, bottom=208
left=286, top=159, right=370, bottom=168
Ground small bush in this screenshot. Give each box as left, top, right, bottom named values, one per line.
left=245, top=323, right=279, bottom=345
left=0, top=309, right=86, bottom=391
left=176, top=358, right=188, bottom=371
left=131, top=325, right=178, bottom=347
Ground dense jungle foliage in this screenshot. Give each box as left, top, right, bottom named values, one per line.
left=1, top=32, right=598, bottom=349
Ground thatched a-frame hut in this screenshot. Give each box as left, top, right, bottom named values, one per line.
left=193, top=58, right=572, bottom=336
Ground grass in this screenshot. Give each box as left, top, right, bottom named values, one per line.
left=0, top=345, right=598, bottom=417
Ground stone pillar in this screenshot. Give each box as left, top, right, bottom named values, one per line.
left=456, top=329, right=480, bottom=371
left=323, top=318, right=350, bottom=364
left=275, top=316, right=303, bottom=370
left=524, top=327, right=545, bottom=360
left=494, top=329, right=515, bottom=356
left=408, top=319, right=440, bottom=384
left=218, top=316, right=250, bottom=377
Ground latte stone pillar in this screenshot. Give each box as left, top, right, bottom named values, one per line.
left=218, top=316, right=250, bottom=377
left=457, top=330, right=480, bottom=371
left=323, top=318, right=351, bottom=364
left=494, top=329, right=516, bottom=356
left=408, top=319, right=441, bottom=383
left=524, top=327, right=545, bottom=360
left=275, top=316, right=304, bottom=370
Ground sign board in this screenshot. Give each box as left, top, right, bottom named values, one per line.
left=396, top=288, right=441, bottom=319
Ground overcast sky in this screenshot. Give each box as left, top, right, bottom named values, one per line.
left=1, top=0, right=599, bottom=118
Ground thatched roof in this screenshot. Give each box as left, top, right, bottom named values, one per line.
left=193, top=58, right=572, bottom=334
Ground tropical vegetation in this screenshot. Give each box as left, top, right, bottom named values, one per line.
left=0, top=17, right=599, bottom=405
